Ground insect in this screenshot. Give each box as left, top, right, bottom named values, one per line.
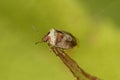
left=42, top=28, right=77, bottom=49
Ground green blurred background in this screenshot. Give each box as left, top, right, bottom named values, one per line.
left=0, top=0, right=120, bottom=80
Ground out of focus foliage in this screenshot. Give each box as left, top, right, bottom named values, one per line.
left=0, top=0, right=120, bottom=80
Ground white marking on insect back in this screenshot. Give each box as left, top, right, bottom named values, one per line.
left=48, top=28, right=57, bottom=46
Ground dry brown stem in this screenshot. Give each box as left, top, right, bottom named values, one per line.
left=51, top=47, right=101, bottom=80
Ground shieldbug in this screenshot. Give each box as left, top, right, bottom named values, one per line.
left=42, top=28, right=77, bottom=49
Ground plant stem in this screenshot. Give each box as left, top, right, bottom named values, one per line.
left=51, top=47, right=101, bottom=80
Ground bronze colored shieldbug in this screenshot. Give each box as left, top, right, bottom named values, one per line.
left=42, top=28, right=77, bottom=49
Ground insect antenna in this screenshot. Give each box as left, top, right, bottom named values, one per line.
left=32, top=25, right=42, bottom=45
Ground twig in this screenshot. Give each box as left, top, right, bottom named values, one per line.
left=51, top=47, right=101, bottom=80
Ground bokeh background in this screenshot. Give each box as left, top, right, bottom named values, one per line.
left=0, top=0, right=120, bottom=80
